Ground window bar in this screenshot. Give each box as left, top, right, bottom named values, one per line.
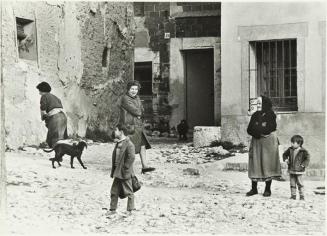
left=282, top=41, right=286, bottom=109
left=248, top=43, right=251, bottom=110
left=282, top=40, right=285, bottom=110
left=275, top=41, right=278, bottom=103
left=262, top=42, right=268, bottom=96
left=289, top=39, right=292, bottom=108
left=255, top=42, right=257, bottom=96
left=275, top=41, right=278, bottom=108
left=258, top=43, right=261, bottom=96
left=260, top=42, right=264, bottom=95
left=267, top=41, right=271, bottom=98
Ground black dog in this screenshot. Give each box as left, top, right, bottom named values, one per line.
left=43, top=141, right=88, bottom=169
left=177, top=119, right=189, bottom=141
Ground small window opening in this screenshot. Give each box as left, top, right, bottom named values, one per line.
left=16, top=17, right=38, bottom=61
left=102, top=46, right=108, bottom=67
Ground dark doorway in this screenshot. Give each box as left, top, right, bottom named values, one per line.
left=134, top=62, right=152, bottom=96
left=184, top=49, right=214, bottom=128
left=134, top=62, right=153, bottom=120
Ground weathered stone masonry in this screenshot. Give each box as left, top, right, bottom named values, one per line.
left=2, top=1, right=135, bottom=148
left=134, top=2, right=221, bottom=131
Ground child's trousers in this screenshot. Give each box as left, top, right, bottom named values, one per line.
left=290, top=174, right=304, bottom=196
left=110, top=178, right=135, bottom=211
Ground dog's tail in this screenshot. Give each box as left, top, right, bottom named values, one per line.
left=43, top=148, right=54, bottom=153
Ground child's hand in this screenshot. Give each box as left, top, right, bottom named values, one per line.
left=300, top=164, right=305, bottom=168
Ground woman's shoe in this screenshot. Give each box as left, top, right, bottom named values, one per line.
left=263, top=190, right=271, bottom=197
left=246, top=189, right=258, bottom=196
left=141, top=167, right=156, bottom=174
left=263, top=180, right=272, bottom=197
left=246, top=181, right=258, bottom=196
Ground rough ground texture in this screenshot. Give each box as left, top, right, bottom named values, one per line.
left=2, top=1, right=134, bottom=148
left=5, top=141, right=325, bottom=235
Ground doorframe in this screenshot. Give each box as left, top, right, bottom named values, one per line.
left=182, top=48, right=215, bottom=125
left=169, top=37, right=221, bottom=128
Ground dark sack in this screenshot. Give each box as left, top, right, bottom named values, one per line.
left=132, top=176, right=141, bottom=192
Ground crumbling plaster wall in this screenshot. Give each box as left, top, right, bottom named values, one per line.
left=2, top=1, right=135, bottom=148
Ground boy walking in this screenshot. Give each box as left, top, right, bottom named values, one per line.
left=109, top=124, right=136, bottom=213
left=283, top=135, right=310, bottom=200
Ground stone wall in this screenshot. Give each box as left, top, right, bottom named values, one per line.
left=133, top=2, right=171, bottom=132
left=133, top=2, right=221, bottom=131
left=2, top=1, right=135, bottom=148
left=0, top=5, right=6, bottom=223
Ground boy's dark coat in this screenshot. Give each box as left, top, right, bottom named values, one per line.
left=110, top=137, right=135, bottom=180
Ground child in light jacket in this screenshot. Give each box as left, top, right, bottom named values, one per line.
left=283, top=135, right=310, bottom=200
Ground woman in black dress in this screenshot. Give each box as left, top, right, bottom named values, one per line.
left=36, top=82, right=68, bottom=148
left=246, top=96, right=281, bottom=197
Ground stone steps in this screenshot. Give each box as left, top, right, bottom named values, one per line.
left=223, top=162, right=325, bottom=178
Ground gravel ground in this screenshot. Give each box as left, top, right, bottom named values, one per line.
left=4, top=141, right=325, bottom=235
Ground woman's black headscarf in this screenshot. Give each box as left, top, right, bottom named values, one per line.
left=36, top=82, right=51, bottom=93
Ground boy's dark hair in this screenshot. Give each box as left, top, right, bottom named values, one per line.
left=116, top=124, right=128, bottom=135
left=111, top=124, right=129, bottom=140
left=291, top=135, right=304, bottom=146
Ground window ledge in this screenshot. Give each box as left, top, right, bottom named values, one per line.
left=275, top=111, right=298, bottom=114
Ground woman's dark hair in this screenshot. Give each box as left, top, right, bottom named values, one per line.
left=291, top=135, right=304, bottom=146
left=126, top=80, right=141, bottom=91
left=261, top=95, right=273, bottom=112
left=36, top=82, right=51, bottom=93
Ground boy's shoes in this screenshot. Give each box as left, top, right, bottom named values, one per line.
left=106, top=209, right=116, bottom=215
left=290, top=195, right=296, bottom=200
left=141, top=167, right=155, bottom=174
left=299, top=195, right=305, bottom=200
left=127, top=209, right=136, bottom=215
left=105, top=210, right=117, bottom=218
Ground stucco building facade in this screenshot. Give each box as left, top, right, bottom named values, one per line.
left=221, top=2, right=326, bottom=166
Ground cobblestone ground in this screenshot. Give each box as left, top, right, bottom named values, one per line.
left=5, top=141, right=325, bottom=235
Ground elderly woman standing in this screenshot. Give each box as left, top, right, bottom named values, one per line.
left=119, top=81, right=155, bottom=174
left=36, top=82, right=68, bottom=148
left=246, top=96, right=281, bottom=197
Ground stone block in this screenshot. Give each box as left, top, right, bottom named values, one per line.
left=183, top=168, right=200, bottom=176
left=193, top=126, right=221, bottom=148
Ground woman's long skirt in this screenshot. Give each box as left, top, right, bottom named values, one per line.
left=45, top=112, right=68, bottom=148
left=248, top=131, right=281, bottom=181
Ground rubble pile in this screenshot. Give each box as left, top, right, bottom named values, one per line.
left=314, top=186, right=325, bottom=195
left=162, top=144, right=239, bottom=164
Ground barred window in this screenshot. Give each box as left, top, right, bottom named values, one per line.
left=249, top=39, right=297, bottom=111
